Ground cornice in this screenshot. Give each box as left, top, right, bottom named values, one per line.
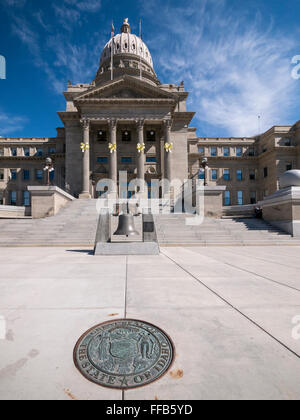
left=75, top=98, right=176, bottom=105
left=188, top=153, right=258, bottom=161
left=172, top=112, right=195, bottom=123
left=0, top=154, right=65, bottom=161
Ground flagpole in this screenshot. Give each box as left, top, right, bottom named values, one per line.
left=111, top=20, right=114, bottom=81
left=139, top=18, right=142, bottom=80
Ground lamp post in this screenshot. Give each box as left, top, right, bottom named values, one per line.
left=43, top=157, right=54, bottom=186
left=201, top=158, right=209, bottom=186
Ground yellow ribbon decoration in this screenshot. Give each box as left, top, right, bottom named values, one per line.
left=80, top=142, right=90, bottom=153
left=137, top=143, right=145, bottom=153
left=164, top=142, right=173, bottom=153
left=108, top=143, right=117, bottom=153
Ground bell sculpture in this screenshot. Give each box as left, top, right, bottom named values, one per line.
left=114, top=202, right=139, bottom=237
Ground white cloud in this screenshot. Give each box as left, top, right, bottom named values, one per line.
left=0, top=111, right=27, bottom=135
left=140, top=0, right=299, bottom=136
left=64, top=0, right=102, bottom=12
left=1, top=0, right=27, bottom=7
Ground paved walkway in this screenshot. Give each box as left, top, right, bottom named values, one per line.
left=0, top=246, right=300, bottom=400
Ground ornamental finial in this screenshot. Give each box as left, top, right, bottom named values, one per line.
left=121, top=18, right=131, bottom=33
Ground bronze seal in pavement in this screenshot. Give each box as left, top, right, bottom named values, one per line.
left=73, top=319, right=174, bottom=389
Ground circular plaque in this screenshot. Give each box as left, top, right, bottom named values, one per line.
left=73, top=319, right=174, bottom=389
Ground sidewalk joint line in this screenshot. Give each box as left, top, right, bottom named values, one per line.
left=161, top=250, right=300, bottom=361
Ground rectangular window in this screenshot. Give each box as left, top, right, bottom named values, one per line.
left=236, top=147, right=242, bottom=157
left=286, top=163, right=292, bottom=171
left=36, top=148, right=43, bottom=157
left=211, top=169, right=218, bottom=180
left=23, top=170, right=30, bottom=181
left=224, top=191, right=231, bottom=206
left=97, top=130, right=107, bottom=142
left=24, top=148, right=30, bottom=157
left=250, top=191, right=257, bottom=205
left=10, top=169, right=17, bottom=180
left=146, top=130, right=156, bottom=142
left=97, top=157, right=108, bottom=163
left=146, top=157, right=157, bottom=163
left=0, top=190, right=3, bottom=205
left=0, top=169, right=4, bottom=180
left=237, top=170, right=243, bottom=181
left=48, top=147, right=56, bottom=155
left=198, top=146, right=204, bottom=154
left=264, top=167, right=268, bottom=178
left=237, top=191, right=243, bottom=205
left=223, top=169, right=230, bottom=181
left=36, top=169, right=43, bottom=180
left=0, top=148, right=4, bottom=156
left=121, top=157, right=133, bottom=163
left=122, top=131, right=131, bottom=142
left=11, top=148, right=17, bottom=157
left=223, top=147, right=230, bottom=157
left=211, top=147, right=217, bottom=157
left=248, top=148, right=255, bottom=156
left=249, top=170, right=256, bottom=181
left=23, top=191, right=30, bottom=207
left=10, top=191, right=17, bottom=205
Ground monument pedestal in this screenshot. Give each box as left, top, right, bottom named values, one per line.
left=28, top=186, right=75, bottom=219
left=195, top=186, right=226, bottom=218
left=259, top=186, right=300, bottom=237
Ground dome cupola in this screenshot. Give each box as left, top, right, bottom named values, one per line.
left=95, top=19, right=159, bottom=85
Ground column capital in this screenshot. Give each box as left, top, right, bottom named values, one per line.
left=163, top=119, right=172, bottom=130
left=108, top=118, right=117, bottom=129
left=80, top=118, right=90, bottom=130
left=136, top=119, right=145, bottom=130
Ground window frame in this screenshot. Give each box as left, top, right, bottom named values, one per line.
left=236, top=147, right=243, bottom=157
left=237, top=191, right=243, bottom=206
left=223, top=147, right=230, bottom=157
left=211, top=169, right=218, bottom=181
left=223, top=169, right=230, bottom=181
left=224, top=191, right=231, bottom=206
left=23, top=169, right=30, bottom=181
left=236, top=170, right=243, bottom=181
left=210, top=147, right=217, bottom=157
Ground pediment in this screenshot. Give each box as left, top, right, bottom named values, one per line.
left=74, top=76, right=176, bottom=102
left=102, top=88, right=147, bottom=99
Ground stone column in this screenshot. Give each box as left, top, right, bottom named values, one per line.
left=79, top=119, right=91, bottom=199
left=136, top=119, right=145, bottom=194
left=108, top=119, right=118, bottom=194
left=164, top=120, right=172, bottom=194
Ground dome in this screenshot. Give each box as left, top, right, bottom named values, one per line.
left=100, top=32, right=153, bottom=68
left=95, top=19, right=158, bottom=85
left=280, top=170, right=300, bottom=189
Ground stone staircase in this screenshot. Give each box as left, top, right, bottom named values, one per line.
left=1, top=200, right=300, bottom=247
left=154, top=214, right=300, bottom=246
left=0, top=199, right=99, bottom=247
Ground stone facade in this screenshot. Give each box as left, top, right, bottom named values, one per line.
left=188, top=123, right=300, bottom=206
left=0, top=19, right=299, bottom=207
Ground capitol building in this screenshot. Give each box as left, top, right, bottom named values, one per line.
left=0, top=18, right=300, bottom=208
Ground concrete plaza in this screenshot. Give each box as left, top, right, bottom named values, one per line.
left=0, top=246, right=300, bottom=400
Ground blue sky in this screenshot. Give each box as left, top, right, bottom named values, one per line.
left=0, top=0, right=300, bottom=138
